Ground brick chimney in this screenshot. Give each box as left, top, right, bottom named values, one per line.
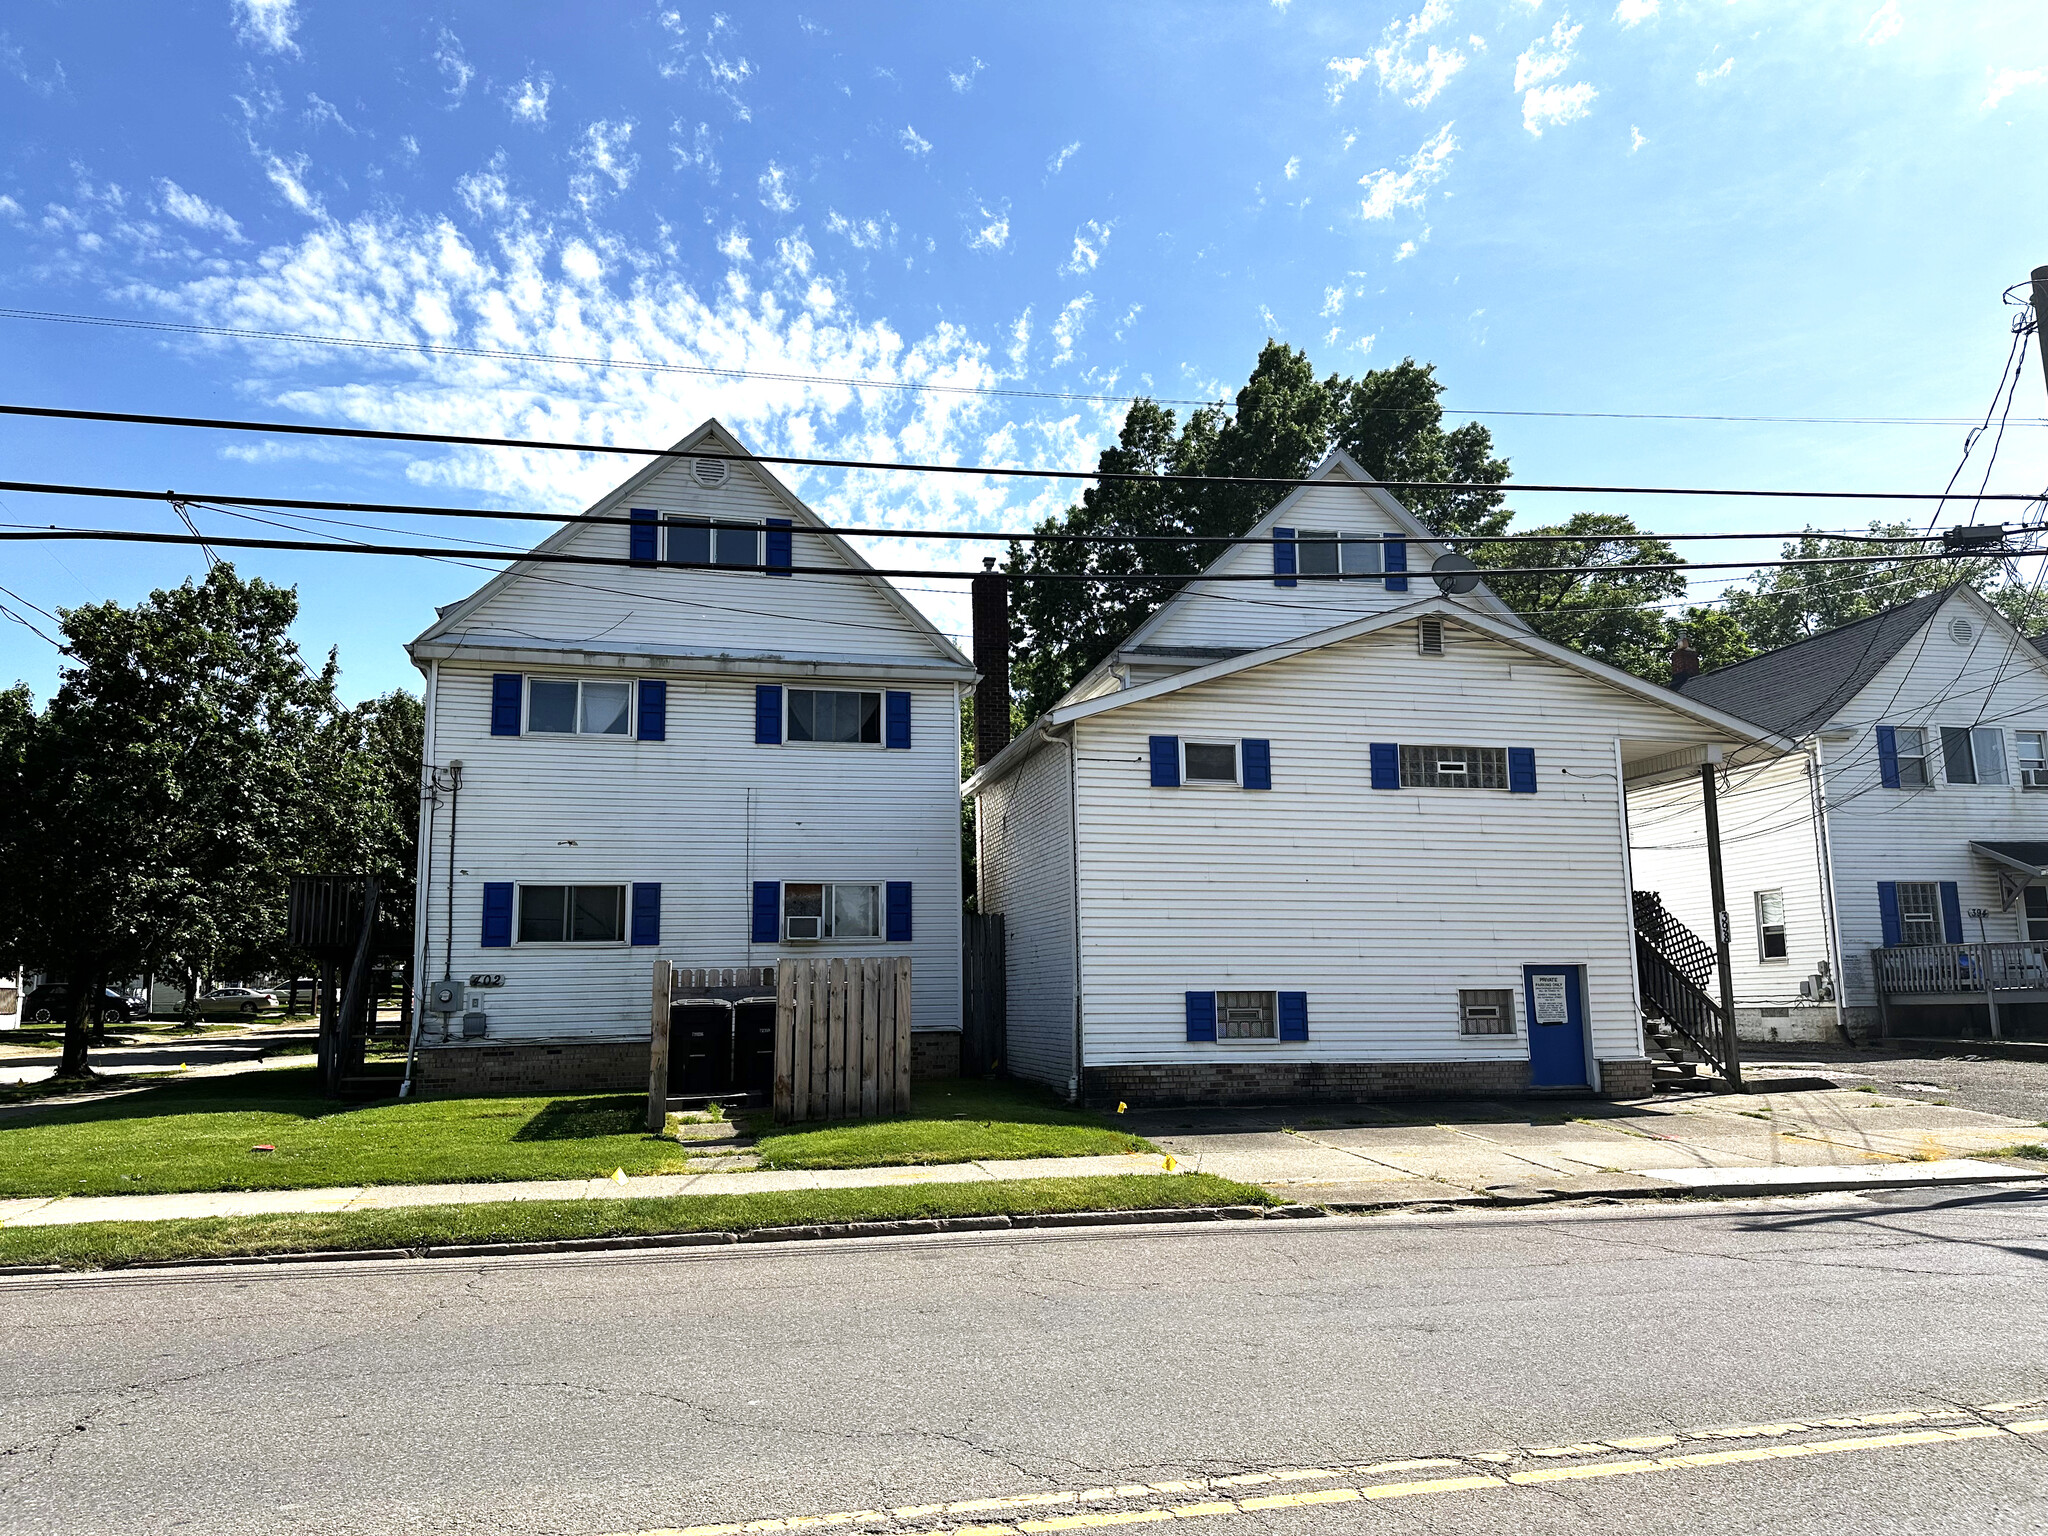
left=1669, top=632, right=1701, bottom=688
left=971, top=557, right=1011, bottom=768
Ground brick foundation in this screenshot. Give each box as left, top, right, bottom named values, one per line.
left=1594, top=1056, right=1655, bottom=1100
left=912, top=1030, right=961, bottom=1080
left=414, top=1030, right=966, bottom=1097
left=1083, top=1058, right=1535, bottom=1107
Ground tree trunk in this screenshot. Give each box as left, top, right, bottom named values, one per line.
left=55, top=962, right=96, bottom=1079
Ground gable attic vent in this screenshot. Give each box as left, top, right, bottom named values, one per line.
left=690, top=455, right=732, bottom=488
left=1418, top=617, right=1446, bottom=656
left=1948, top=616, right=1974, bottom=646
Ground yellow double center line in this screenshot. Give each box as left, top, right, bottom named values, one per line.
left=619, top=1406, right=2048, bottom=1536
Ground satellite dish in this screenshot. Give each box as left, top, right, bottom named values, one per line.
left=1432, top=552, right=1481, bottom=595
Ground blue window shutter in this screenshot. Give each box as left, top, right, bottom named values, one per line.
left=884, top=689, right=912, bottom=750
left=1149, top=735, right=1181, bottom=787
left=637, top=679, right=667, bottom=742
left=1940, top=882, right=1964, bottom=944
left=1185, top=990, right=1217, bottom=1042
left=1242, top=738, right=1272, bottom=790
left=1272, top=527, right=1297, bottom=587
left=481, top=883, right=514, bottom=948
left=490, top=674, right=523, bottom=736
left=630, top=883, right=661, bottom=946
left=886, top=881, right=913, bottom=943
left=1383, top=534, right=1409, bottom=592
left=1370, top=742, right=1400, bottom=790
left=765, top=517, right=793, bottom=574
left=1877, top=883, right=1902, bottom=948
left=1278, top=991, right=1308, bottom=1041
left=629, top=507, right=658, bottom=565
left=751, top=881, right=780, bottom=944
left=1876, top=725, right=1900, bottom=789
left=755, top=684, right=783, bottom=745
left=1508, top=747, right=1538, bottom=794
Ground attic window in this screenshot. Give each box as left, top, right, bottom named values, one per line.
left=690, top=455, right=731, bottom=488
left=1296, top=530, right=1381, bottom=578
left=1418, top=618, right=1445, bottom=656
left=1948, top=617, right=1974, bottom=646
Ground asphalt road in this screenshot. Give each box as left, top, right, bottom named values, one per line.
left=4, top=1186, right=2046, bottom=1536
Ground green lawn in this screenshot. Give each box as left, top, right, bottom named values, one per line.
left=0, top=1173, right=1271, bottom=1271
left=0, top=1067, right=690, bottom=1197
left=750, top=1077, right=1155, bottom=1169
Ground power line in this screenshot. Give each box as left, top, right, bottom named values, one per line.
left=4, top=403, right=2048, bottom=501
left=2, top=310, right=2039, bottom=427
left=0, top=524, right=2025, bottom=582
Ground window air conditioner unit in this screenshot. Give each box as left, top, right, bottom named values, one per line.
left=784, top=916, right=822, bottom=941
left=2023, top=768, right=2048, bottom=789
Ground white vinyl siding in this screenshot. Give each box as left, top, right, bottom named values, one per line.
left=975, top=739, right=1078, bottom=1090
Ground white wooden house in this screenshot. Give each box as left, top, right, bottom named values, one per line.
left=1628, top=585, right=2048, bottom=1044
left=403, top=419, right=976, bottom=1096
left=965, top=452, right=1792, bottom=1106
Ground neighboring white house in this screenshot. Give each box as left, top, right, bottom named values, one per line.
left=1629, top=585, right=2048, bottom=1044
left=965, top=452, right=1792, bottom=1106
left=404, top=419, right=977, bottom=1096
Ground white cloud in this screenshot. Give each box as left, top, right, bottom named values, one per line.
left=1326, top=57, right=1371, bottom=104
left=1630, top=124, right=1646, bottom=152
left=1283, top=156, right=1301, bottom=180
left=156, top=179, right=244, bottom=240
left=568, top=121, right=638, bottom=211
left=1861, top=1, right=1902, bottom=45
left=1050, top=293, right=1092, bottom=365
left=263, top=153, right=323, bottom=217
left=1393, top=242, right=1416, bottom=262
left=968, top=205, right=1010, bottom=251
left=1338, top=0, right=1466, bottom=109
left=1983, top=66, right=2046, bottom=108
left=673, top=120, right=718, bottom=181
left=900, top=124, right=932, bottom=156
left=1613, top=0, right=1657, bottom=25
left=664, top=11, right=758, bottom=121
left=1523, top=81, right=1596, bottom=133
left=826, top=210, right=895, bottom=250
left=434, top=28, right=473, bottom=99
left=1357, top=122, right=1456, bottom=219
left=1321, top=285, right=1344, bottom=317
left=1008, top=308, right=1031, bottom=369
left=716, top=226, right=751, bottom=262
left=1063, top=219, right=1112, bottom=275
left=0, top=195, right=23, bottom=220
left=1113, top=303, right=1142, bottom=341
left=757, top=161, right=798, bottom=213
left=1047, top=141, right=1081, bottom=175
left=1697, top=56, right=1734, bottom=83
left=508, top=74, right=552, bottom=126
left=304, top=93, right=352, bottom=133
left=232, top=0, right=300, bottom=56
left=1514, top=16, right=1581, bottom=91
left=948, top=57, right=985, bottom=92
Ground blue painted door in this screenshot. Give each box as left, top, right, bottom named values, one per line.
left=1523, top=965, right=1589, bottom=1088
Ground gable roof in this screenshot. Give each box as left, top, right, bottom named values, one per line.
left=1674, top=587, right=1958, bottom=739
left=408, top=417, right=972, bottom=672
left=966, top=595, right=1796, bottom=796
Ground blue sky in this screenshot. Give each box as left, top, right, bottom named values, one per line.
left=2, top=0, right=2044, bottom=702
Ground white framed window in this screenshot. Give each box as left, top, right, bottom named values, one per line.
left=781, top=882, right=881, bottom=942
left=663, top=516, right=762, bottom=569
left=526, top=677, right=632, bottom=736
left=2017, top=731, right=2048, bottom=788
left=1941, top=726, right=2007, bottom=785
left=1400, top=744, right=1508, bottom=789
left=1889, top=726, right=1930, bottom=787
left=1295, top=530, right=1383, bottom=579
left=517, top=884, right=626, bottom=944
left=788, top=688, right=882, bottom=745
left=1898, top=881, right=1941, bottom=947
left=1181, top=740, right=1241, bottom=785
left=1459, top=988, right=1515, bottom=1035
left=1216, top=990, right=1277, bottom=1041
left=2026, top=887, right=2048, bottom=942
left=1755, top=889, right=1788, bottom=961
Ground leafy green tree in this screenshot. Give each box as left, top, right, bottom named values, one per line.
left=1005, top=347, right=1511, bottom=720
left=1471, top=512, right=1688, bottom=678
left=0, top=566, right=340, bottom=1077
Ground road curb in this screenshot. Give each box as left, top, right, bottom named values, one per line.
left=0, top=1203, right=1316, bottom=1276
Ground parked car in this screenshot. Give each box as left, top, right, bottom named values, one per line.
left=191, top=986, right=280, bottom=1017
left=22, top=984, right=139, bottom=1025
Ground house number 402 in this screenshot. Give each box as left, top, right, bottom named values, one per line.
left=467, top=974, right=506, bottom=988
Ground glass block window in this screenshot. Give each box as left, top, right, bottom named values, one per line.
left=1401, top=745, right=1509, bottom=789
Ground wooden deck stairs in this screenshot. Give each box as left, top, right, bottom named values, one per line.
left=1632, top=891, right=1737, bottom=1090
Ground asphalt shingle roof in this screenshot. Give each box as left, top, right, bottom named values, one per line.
left=1674, top=588, right=1953, bottom=738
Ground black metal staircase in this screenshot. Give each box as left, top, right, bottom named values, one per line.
left=1632, top=891, right=1735, bottom=1087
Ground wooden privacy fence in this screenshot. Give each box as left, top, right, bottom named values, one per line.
left=773, top=956, right=912, bottom=1123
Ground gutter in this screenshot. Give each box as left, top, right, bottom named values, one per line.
left=408, top=639, right=975, bottom=685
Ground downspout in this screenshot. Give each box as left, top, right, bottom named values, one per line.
left=401, top=659, right=439, bottom=1098
left=1611, top=736, right=1645, bottom=1088
left=1806, top=737, right=1853, bottom=1044
left=1065, top=724, right=1083, bottom=1105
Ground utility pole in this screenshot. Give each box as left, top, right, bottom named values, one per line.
left=1700, top=763, right=1744, bottom=1090
left=2033, top=266, right=2048, bottom=398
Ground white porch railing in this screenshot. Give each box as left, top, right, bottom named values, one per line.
left=1873, top=942, right=2048, bottom=997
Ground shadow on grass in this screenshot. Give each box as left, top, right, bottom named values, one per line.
left=0, top=1066, right=378, bottom=1131
left=511, top=1096, right=646, bottom=1141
